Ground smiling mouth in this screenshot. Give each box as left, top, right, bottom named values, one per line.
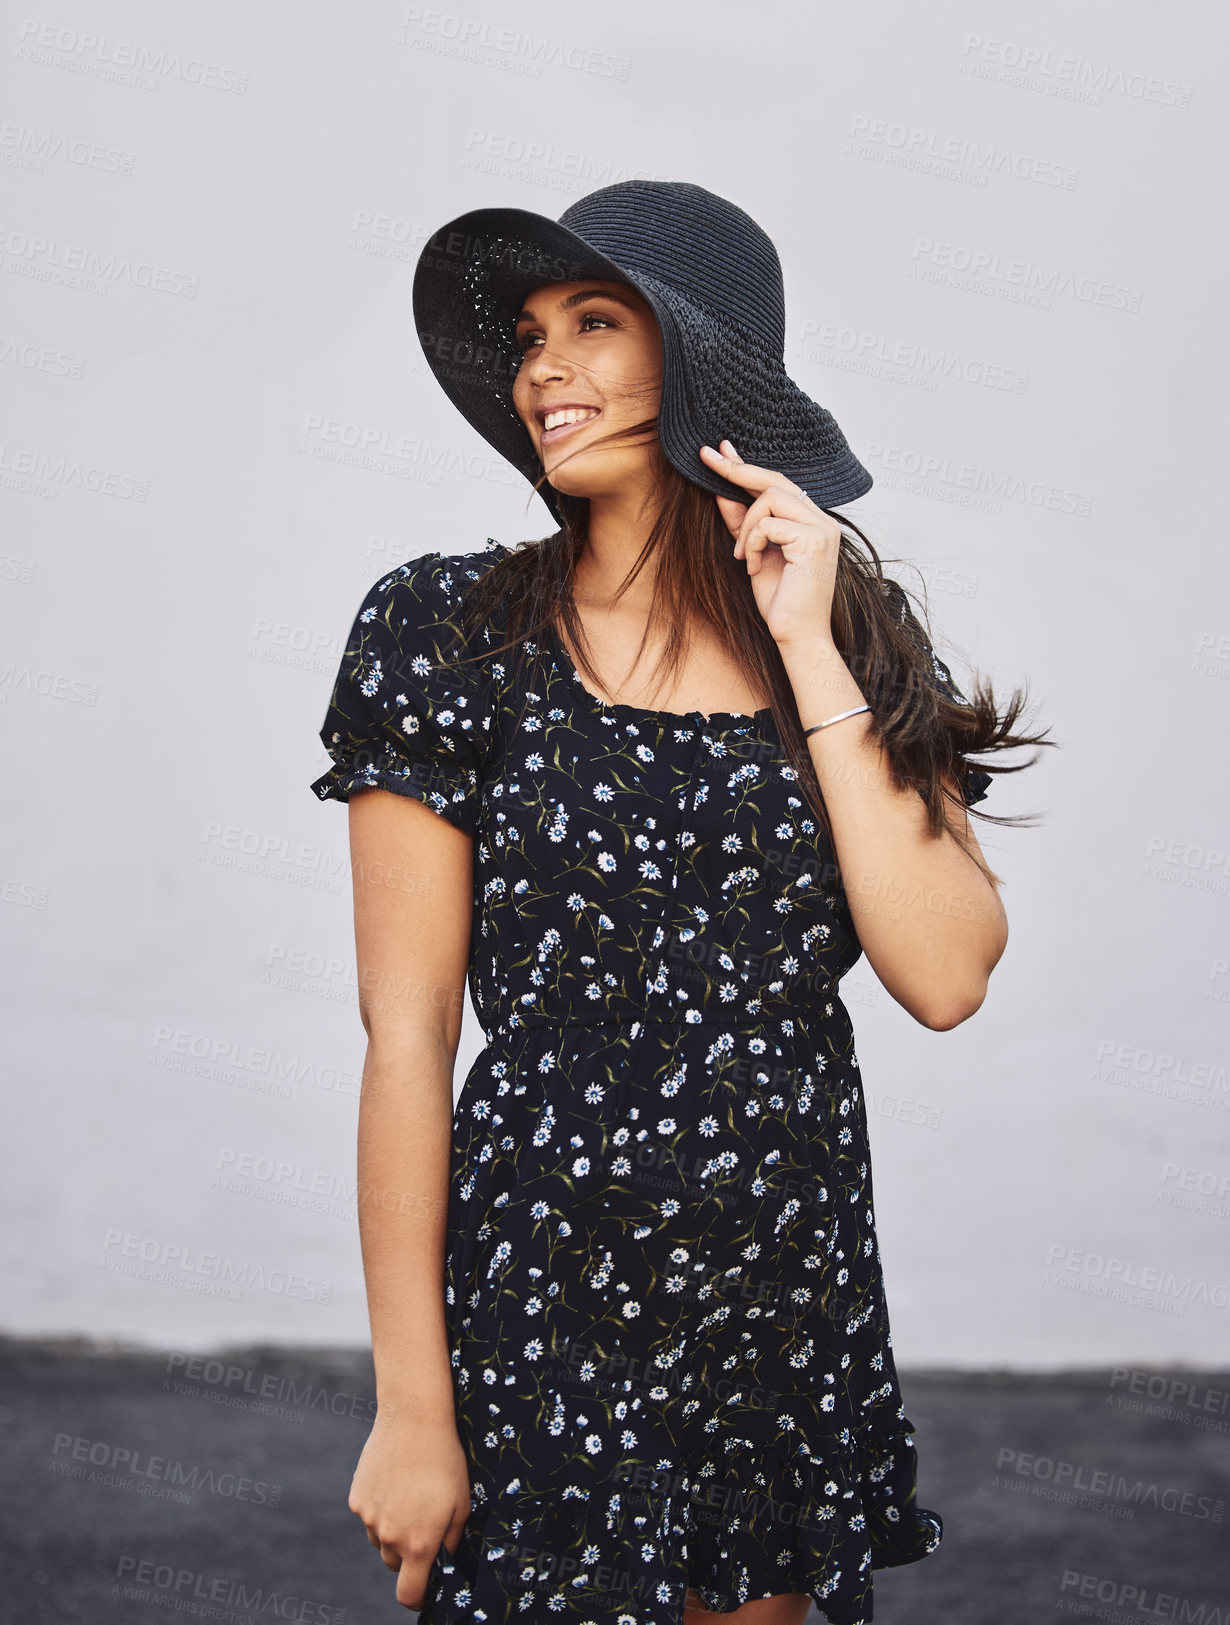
left=540, top=408, right=602, bottom=447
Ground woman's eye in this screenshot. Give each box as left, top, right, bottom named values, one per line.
left=514, top=312, right=615, bottom=353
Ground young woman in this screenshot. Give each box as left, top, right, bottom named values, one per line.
left=311, top=182, right=1048, bottom=1625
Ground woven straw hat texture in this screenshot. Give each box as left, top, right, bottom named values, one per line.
left=412, top=179, right=873, bottom=521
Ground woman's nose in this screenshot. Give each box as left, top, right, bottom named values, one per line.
left=520, top=339, right=573, bottom=381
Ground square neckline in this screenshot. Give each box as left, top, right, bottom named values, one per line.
left=483, top=537, right=773, bottom=732
left=542, top=619, right=773, bottom=731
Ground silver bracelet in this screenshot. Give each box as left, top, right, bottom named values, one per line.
left=803, top=703, right=871, bottom=738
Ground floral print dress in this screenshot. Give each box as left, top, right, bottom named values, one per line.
left=311, top=539, right=991, bottom=1625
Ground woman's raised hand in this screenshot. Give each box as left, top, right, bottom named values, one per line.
left=700, top=438, right=843, bottom=651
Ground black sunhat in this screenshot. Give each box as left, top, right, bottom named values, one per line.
left=411, top=180, right=872, bottom=524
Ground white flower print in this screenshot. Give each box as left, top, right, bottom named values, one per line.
left=310, top=544, right=958, bottom=1620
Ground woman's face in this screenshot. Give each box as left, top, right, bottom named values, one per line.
left=510, top=278, right=663, bottom=501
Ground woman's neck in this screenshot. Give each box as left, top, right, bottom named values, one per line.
left=575, top=490, right=664, bottom=614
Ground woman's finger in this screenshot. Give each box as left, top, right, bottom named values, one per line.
left=740, top=516, right=816, bottom=572
left=700, top=442, right=810, bottom=503
left=713, top=492, right=749, bottom=538
left=734, top=483, right=813, bottom=558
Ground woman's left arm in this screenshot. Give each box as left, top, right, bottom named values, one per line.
left=781, top=633, right=1008, bottom=1029
left=700, top=438, right=1009, bottom=1031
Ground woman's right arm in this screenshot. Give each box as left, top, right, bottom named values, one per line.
left=344, top=785, right=475, bottom=1612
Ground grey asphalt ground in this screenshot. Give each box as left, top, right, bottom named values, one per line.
left=2, top=1339, right=1227, bottom=1624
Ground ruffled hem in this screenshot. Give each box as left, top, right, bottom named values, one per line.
left=417, top=1423, right=941, bottom=1624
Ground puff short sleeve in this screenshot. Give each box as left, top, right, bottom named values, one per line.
left=883, top=578, right=992, bottom=809
left=309, top=551, right=494, bottom=835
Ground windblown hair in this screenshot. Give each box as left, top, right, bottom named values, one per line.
left=452, top=414, right=1053, bottom=890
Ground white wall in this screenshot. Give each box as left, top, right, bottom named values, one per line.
left=2, top=0, right=1226, bottom=1365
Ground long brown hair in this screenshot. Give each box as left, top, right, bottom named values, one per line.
left=453, top=413, right=1053, bottom=890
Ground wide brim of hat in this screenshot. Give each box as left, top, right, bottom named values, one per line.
left=412, top=205, right=873, bottom=524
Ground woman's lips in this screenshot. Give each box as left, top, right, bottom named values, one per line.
left=540, top=410, right=601, bottom=448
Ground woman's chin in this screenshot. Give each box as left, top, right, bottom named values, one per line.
left=547, top=474, right=599, bottom=500
left=545, top=467, right=607, bottom=501
left=545, top=454, right=654, bottom=503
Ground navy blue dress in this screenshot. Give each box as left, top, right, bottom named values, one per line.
left=311, top=539, right=990, bottom=1625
